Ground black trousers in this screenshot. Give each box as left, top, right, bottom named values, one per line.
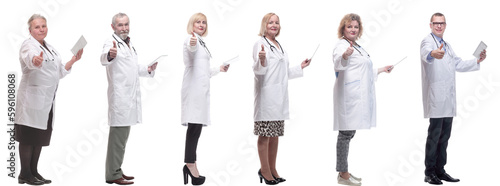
left=184, top=123, right=203, bottom=163
left=425, top=117, right=453, bottom=176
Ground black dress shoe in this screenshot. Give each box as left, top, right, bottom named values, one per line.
left=18, top=176, right=44, bottom=185
left=424, top=174, right=443, bottom=185
left=438, top=173, right=460, bottom=182
left=35, top=175, right=52, bottom=184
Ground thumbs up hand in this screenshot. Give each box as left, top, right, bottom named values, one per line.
left=431, top=43, right=445, bottom=59
left=258, top=44, right=266, bottom=66
left=33, top=51, right=44, bottom=67
left=109, top=41, right=118, bottom=59
left=343, top=41, right=354, bottom=60
left=190, top=32, right=197, bottom=46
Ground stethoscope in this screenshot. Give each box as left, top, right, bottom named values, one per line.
left=263, top=36, right=284, bottom=54
left=343, top=36, right=370, bottom=57
left=430, top=33, right=447, bottom=52
left=112, top=35, right=137, bottom=55
left=197, top=36, right=212, bottom=58
left=39, top=45, right=57, bottom=62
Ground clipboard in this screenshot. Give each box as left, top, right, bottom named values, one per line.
left=149, top=55, right=167, bottom=67
left=71, top=35, right=87, bottom=55
left=310, top=44, right=320, bottom=60
left=473, top=41, right=487, bottom=58
left=388, top=56, right=407, bottom=70
left=223, top=55, right=239, bottom=66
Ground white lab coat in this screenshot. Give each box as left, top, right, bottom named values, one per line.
left=15, top=36, right=70, bottom=130
left=100, top=34, right=154, bottom=127
left=253, top=37, right=303, bottom=121
left=333, top=39, right=378, bottom=131
left=420, top=33, right=480, bottom=118
left=181, top=33, right=220, bottom=126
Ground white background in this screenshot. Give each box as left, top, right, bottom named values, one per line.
left=2, top=0, right=499, bottom=186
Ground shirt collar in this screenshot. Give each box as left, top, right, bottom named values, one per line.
left=431, top=33, right=443, bottom=42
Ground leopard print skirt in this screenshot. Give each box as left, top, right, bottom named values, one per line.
left=254, top=120, right=284, bottom=137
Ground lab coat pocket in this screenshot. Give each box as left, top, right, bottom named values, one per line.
left=25, top=86, right=46, bottom=110
left=429, top=81, right=446, bottom=102
left=344, top=80, right=361, bottom=107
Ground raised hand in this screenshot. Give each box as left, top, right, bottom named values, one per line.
left=431, top=43, right=445, bottom=59
left=478, top=49, right=487, bottom=63
left=33, top=51, right=44, bottom=67
left=301, top=58, right=311, bottom=69
left=109, top=41, right=117, bottom=59
left=259, top=44, right=266, bottom=66
left=343, top=41, right=354, bottom=60
left=220, top=64, right=230, bottom=72
left=190, top=32, right=197, bottom=47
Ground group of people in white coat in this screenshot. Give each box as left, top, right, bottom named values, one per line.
left=13, top=11, right=486, bottom=186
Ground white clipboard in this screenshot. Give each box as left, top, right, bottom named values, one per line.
left=310, top=44, right=320, bottom=60
left=71, top=35, right=87, bottom=55
left=149, top=55, right=167, bottom=67
left=473, top=41, right=487, bottom=59
left=223, top=55, right=239, bottom=66
left=388, top=56, right=407, bottom=70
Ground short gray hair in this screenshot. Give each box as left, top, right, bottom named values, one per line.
left=28, top=14, right=46, bottom=29
left=112, top=12, right=128, bottom=26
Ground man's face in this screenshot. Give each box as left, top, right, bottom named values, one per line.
left=112, top=16, right=129, bottom=40
left=430, top=16, right=446, bottom=38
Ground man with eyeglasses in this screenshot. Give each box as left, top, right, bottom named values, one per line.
left=420, top=12, right=487, bottom=185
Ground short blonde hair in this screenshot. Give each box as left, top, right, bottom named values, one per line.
left=28, top=14, right=46, bottom=30
left=187, top=13, right=208, bottom=37
left=337, top=13, right=363, bottom=39
left=258, top=13, right=280, bottom=37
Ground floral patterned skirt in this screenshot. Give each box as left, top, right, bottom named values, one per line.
left=254, top=120, right=284, bottom=137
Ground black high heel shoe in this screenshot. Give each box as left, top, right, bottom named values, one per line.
left=272, top=175, right=286, bottom=183
left=183, top=165, right=206, bottom=185
left=258, top=169, right=279, bottom=185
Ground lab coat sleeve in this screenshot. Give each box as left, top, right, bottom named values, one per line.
left=333, top=44, right=351, bottom=71
left=19, top=42, right=41, bottom=70
left=58, top=61, right=71, bottom=79
left=138, top=64, right=154, bottom=77
left=253, top=41, right=268, bottom=75
left=288, top=64, right=303, bottom=79
left=450, top=45, right=480, bottom=72
left=100, top=39, right=116, bottom=66
left=210, top=66, right=220, bottom=77
left=420, top=38, right=435, bottom=64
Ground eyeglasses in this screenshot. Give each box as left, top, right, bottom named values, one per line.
left=431, top=22, right=446, bottom=26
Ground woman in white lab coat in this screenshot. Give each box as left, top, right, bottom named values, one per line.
left=332, top=13, right=392, bottom=186
left=253, top=13, right=311, bottom=185
left=181, top=12, right=229, bottom=186
left=15, top=14, right=83, bottom=185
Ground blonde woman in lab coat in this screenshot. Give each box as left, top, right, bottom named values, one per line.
left=253, top=13, right=311, bottom=185
left=181, top=12, right=229, bottom=186
left=333, top=13, right=393, bottom=186
left=15, top=14, right=83, bottom=185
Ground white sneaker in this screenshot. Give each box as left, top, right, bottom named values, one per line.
left=338, top=173, right=362, bottom=186
left=350, top=173, right=362, bottom=181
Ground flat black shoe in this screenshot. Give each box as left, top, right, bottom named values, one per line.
left=35, top=175, right=51, bottom=184
left=258, top=169, right=278, bottom=185
left=438, top=173, right=460, bottom=182
left=272, top=175, right=286, bottom=183
left=183, top=165, right=206, bottom=185
left=424, top=174, right=443, bottom=185
left=18, top=176, right=44, bottom=185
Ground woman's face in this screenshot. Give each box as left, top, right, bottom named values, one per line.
left=265, top=15, right=280, bottom=37
left=193, top=19, right=207, bottom=36
left=343, top=20, right=359, bottom=41
left=29, top=18, right=48, bottom=43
